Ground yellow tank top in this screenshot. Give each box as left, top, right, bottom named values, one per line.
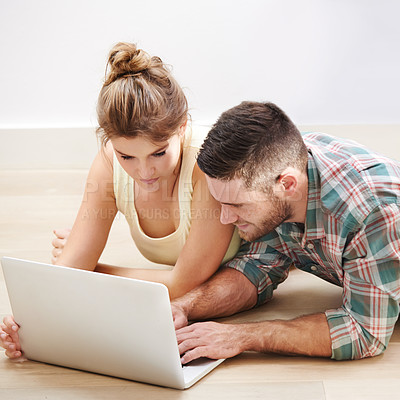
left=113, top=126, right=241, bottom=266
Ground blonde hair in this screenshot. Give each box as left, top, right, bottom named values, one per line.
left=96, top=42, right=188, bottom=145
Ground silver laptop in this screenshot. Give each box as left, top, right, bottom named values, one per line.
left=1, top=257, right=224, bottom=389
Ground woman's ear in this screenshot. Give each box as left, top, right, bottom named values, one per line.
left=179, top=118, right=188, bottom=137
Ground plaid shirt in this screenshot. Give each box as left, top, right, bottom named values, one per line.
left=225, top=132, right=400, bottom=360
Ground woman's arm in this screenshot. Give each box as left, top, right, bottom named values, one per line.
left=96, top=164, right=236, bottom=298
left=55, top=143, right=118, bottom=270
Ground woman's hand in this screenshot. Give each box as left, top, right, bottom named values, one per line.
left=0, top=315, right=25, bottom=360
left=51, top=228, right=71, bottom=264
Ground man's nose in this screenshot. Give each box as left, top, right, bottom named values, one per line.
left=220, top=204, right=238, bottom=225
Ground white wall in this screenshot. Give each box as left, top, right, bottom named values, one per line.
left=1, top=0, right=399, bottom=130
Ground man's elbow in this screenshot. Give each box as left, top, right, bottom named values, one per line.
left=332, top=337, right=388, bottom=360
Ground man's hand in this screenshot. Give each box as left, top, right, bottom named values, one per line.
left=171, top=302, right=189, bottom=330
left=176, top=313, right=332, bottom=364
left=176, top=321, right=244, bottom=364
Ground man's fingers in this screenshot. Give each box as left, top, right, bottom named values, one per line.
left=176, top=321, right=205, bottom=335
left=172, top=310, right=188, bottom=330
left=178, top=337, right=203, bottom=356
left=176, top=324, right=198, bottom=341
left=181, top=346, right=209, bottom=364
left=177, top=322, right=243, bottom=363
left=171, top=303, right=189, bottom=330
left=173, top=317, right=187, bottom=330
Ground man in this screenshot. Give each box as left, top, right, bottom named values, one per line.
left=174, top=101, right=400, bottom=364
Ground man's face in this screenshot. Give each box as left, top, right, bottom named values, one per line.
left=206, top=176, right=294, bottom=242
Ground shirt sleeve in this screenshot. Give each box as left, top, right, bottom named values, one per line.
left=223, top=238, right=292, bottom=306
left=325, top=202, right=400, bottom=360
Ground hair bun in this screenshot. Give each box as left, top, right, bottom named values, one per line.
left=105, top=42, right=153, bottom=84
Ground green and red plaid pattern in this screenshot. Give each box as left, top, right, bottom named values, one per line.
left=224, top=132, right=400, bottom=360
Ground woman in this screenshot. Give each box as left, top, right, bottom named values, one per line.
left=0, top=42, right=240, bottom=359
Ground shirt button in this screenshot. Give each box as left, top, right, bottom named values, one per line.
left=310, top=265, right=318, bottom=271
left=307, top=243, right=314, bottom=249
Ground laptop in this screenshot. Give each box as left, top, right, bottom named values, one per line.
left=1, top=257, right=224, bottom=389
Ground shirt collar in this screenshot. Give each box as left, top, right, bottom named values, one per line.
left=301, top=150, right=326, bottom=245
left=275, top=150, right=325, bottom=248
left=274, top=150, right=326, bottom=247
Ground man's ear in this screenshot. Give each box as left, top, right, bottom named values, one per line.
left=275, top=172, right=298, bottom=198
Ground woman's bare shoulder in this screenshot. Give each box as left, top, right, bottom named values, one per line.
left=88, top=141, right=115, bottom=181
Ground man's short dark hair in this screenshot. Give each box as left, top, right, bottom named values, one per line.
left=197, top=101, right=308, bottom=191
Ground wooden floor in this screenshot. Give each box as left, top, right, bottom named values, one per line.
left=0, top=169, right=399, bottom=399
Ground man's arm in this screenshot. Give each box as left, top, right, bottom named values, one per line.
left=176, top=313, right=332, bottom=364
left=175, top=203, right=400, bottom=363
left=325, top=203, right=400, bottom=360
left=172, top=267, right=258, bottom=329
left=172, top=237, right=292, bottom=328
left=172, top=238, right=322, bottom=363
left=172, top=266, right=332, bottom=363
